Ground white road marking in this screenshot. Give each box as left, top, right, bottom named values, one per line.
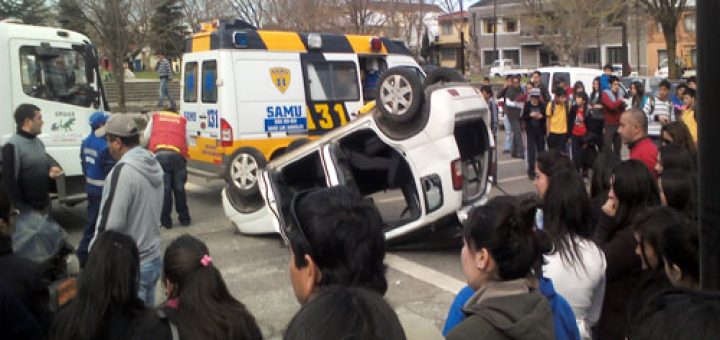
left=498, top=175, right=529, bottom=184
left=498, top=159, right=523, bottom=165
left=385, top=254, right=465, bottom=294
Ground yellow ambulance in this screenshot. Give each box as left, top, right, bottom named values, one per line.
left=180, top=19, right=422, bottom=209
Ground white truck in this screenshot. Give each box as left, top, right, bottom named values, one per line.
left=0, top=20, right=109, bottom=205
left=488, top=59, right=533, bottom=78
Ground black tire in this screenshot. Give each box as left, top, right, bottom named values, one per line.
left=423, top=67, right=465, bottom=87
left=224, top=147, right=267, bottom=198
left=376, top=67, right=423, bottom=123
left=286, top=137, right=311, bottom=152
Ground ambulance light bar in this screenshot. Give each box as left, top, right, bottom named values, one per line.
left=308, top=33, right=322, bottom=49
left=233, top=31, right=249, bottom=48
left=370, top=37, right=382, bottom=51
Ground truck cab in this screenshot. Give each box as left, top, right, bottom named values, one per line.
left=0, top=21, right=108, bottom=205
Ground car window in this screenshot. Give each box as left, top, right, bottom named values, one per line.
left=306, top=61, right=360, bottom=102
left=184, top=62, right=198, bottom=102
left=541, top=72, right=550, bottom=89
left=552, top=72, right=570, bottom=88
left=202, top=60, right=217, bottom=103
left=19, top=45, right=93, bottom=107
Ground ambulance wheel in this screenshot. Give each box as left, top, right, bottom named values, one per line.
left=225, top=147, right=267, bottom=199
left=376, top=67, right=423, bottom=123
left=423, top=67, right=465, bottom=87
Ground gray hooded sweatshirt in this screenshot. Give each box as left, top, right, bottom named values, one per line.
left=447, top=279, right=555, bottom=340
left=90, top=146, right=164, bottom=263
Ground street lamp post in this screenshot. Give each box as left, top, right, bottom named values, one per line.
left=493, top=0, right=498, bottom=62
left=459, top=1, right=465, bottom=75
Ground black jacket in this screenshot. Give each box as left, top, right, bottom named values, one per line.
left=0, top=235, right=51, bottom=331
left=521, top=102, right=547, bottom=132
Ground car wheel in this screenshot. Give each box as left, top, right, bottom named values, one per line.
left=377, top=67, right=423, bottom=123
left=423, top=67, right=465, bottom=87
left=287, top=137, right=311, bottom=152
left=225, top=147, right=267, bottom=198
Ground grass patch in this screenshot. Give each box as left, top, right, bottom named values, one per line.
left=133, top=71, right=159, bottom=80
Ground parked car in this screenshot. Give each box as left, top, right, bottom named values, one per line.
left=222, top=67, right=495, bottom=242
left=489, top=59, right=533, bottom=78
left=536, top=67, right=603, bottom=98
left=621, top=76, right=664, bottom=97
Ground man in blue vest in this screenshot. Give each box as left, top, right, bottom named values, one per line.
left=76, top=111, right=115, bottom=267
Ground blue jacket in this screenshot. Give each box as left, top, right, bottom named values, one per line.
left=80, top=132, right=115, bottom=196
left=443, top=278, right=581, bottom=340
left=600, top=74, right=611, bottom=91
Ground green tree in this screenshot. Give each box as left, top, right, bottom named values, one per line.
left=0, top=0, right=51, bottom=25
left=149, top=0, right=185, bottom=60
left=57, top=0, right=88, bottom=35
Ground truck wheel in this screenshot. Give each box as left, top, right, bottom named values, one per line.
left=423, top=67, right=465, bottom=87
left=377, top=67, right=423, bottom=123
left=225, top=147, right=267, bottom=198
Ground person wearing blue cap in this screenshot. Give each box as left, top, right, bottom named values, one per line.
left=77, top=111, right=115, bottom=267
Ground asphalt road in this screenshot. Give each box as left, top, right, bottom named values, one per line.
left=51, top=130, right=535, bottom=339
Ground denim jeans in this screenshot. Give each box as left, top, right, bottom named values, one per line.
left=158, top=77, right=175, bottom=108
left=155, top=151, right=191, bottom=227
left=506, top=109, right=525, bottom=157
left=503, top=114, right=512, bottom=151
left=77, top=193, right=102, bottom=267
left=138, top=256, right=163, bottom=307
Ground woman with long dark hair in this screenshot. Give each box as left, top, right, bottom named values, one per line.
left=542, top=170, right=605, bottom=339
left=447, top=196, right=554, bottom=340
left=659, top=170, right=697, bottom=221
left=595, top=160, right=660, bottom=340
left=655, top=144, right=695, bottom=175
left=629, top=81, right=648, bottom=110
left=588, top=77, right=605, bottom=151
left=50, top=231, right=149, bottom=340
left=157, top=234, right=261, bottom=340
left=661, top=122, right=697, bottom=157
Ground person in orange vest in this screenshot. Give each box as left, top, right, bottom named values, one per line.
left=144, top=111, right=190, bottom=228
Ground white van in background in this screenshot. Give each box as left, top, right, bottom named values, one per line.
left=0, top=20, right=108, bottom=205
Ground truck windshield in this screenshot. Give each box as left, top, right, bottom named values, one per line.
left=19, top=45, right=96, bottom=107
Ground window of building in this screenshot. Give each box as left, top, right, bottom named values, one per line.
left=184, top=62, right=198, bottom=102
left=504, top=18, right=518, bottom=33
left=441, top=22, right=453, bottom=35
left=584, top=48, right=599, bottom=65
left=202, top=60, right=217, bottom=103
left=483, top=19, right=495, bottom=34
left=684, top=14, right=696, bottom=33
left=441, top=48, right=456, bottom=61
left=483, top=50, right=496, bottom=66
left=503, top=49, right=519, bottom=65
left=19, top=45, right=94, bottom=107
left=539, top=49, right=559, bottom=66
left=657, top=50, right=668, bottom=67
left=305, top=61, right=359, bottom=101
left=606, top=46, right=625, bottom=66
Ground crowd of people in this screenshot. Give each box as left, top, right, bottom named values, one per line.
left=0, top=66, right=714, bottom=340
left=487, top=65, right=699, bottom=182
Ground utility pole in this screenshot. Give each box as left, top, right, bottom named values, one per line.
left=493, top=0, right=498, bottom=62
left=459, top=0, right=465, bottom=75
left=635, top=0, right=641, bottom=75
